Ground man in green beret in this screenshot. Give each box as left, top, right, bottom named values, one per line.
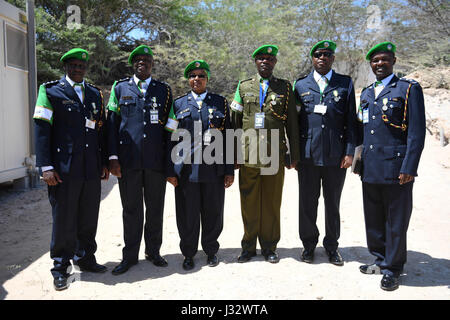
left=165, top=60, right=234, bottom=270
left=33, top=48, right=109, bottom=290
left=293, top=40, right=357, bottom=266
left=357, top=41, right=425, bottom=291
left=107, top=45, right=173, bottom=275
left=231, top=44, right=300, bottom=263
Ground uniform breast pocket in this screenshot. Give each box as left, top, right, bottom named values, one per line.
left=176, top=109, right=192, bottom=128
left=384, top=97, right=405, bottom=122
left=211, top=110, right=225, bottom=129
left=61, top=103, right=82, bottom=127
left=119, top=97, right=138, bottom=117
left=300, top=95, right=315, bottom=113
left=244, top=96, right=258, bottom=114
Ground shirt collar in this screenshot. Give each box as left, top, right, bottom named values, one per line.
left=191, top=90, right=207, bottom=101
left=133, top=74, right=151, bottom=87
left=313, top=69, right=333, bottom=83
left=375, top=73, right=394, bottom=87
left=66, top=75, right=85, bottom=87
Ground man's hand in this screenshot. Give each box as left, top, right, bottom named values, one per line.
left=167, top=176, right=178, bottom=187
left=340, top=155, right=353, bottom=169
left=399, top=173, right=414, bottom=185
left=224, top=175, right=234, bottom=188
left=42, top=170, right=62, bottom=186
left=101, top=166, right=110, bottom=180
left=109, top=159, right=122, bottom=178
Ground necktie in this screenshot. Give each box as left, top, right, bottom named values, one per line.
left=260, top=79, right=269, bottom=110
left=374, top=80, right=384, bottom=98
left=138, top=80, right=147, bottom=95
left=318, top=76, right=328, bottom=94
left=73, top=83, right=84, bottom=102
left=196, top=97, right=203, bottom=109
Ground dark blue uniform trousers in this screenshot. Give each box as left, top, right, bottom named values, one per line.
left=118, top=168, right=166, bottom=263
left=298, top=164, right=346, bottom=252
left=175, top=175, right=225, bottom=258
left=49, top=178, right=101, bottom=278
left=362, top=181, right=413, bottom=276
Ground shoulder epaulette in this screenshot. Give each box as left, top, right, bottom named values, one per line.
left=399, top=78, right=419, bottom=85
left=117, top=77, right=131, bottom=83
left=361, top=84, right=371, bottom=93
left=295, top=74, right=308, bottom=82
left=240, top=78, right=253, bottom=83
left=174, top=93, right=188, bottom=101
left=43, top=80, right=59, bottom=87
left=86, top=82, right=101, bottom=92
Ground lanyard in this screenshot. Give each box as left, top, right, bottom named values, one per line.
left=259, top=81, right=269, bottom=111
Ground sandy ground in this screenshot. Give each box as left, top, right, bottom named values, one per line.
left=0, top=132, right=449, bottom=301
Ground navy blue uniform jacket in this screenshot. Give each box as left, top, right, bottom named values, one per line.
left=358, top=76, right=426, bottom=184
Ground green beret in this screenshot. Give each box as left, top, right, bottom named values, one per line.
left=310, top=40, right=336, bottom=57
left=184, top=60, right=210, bottom=79
left=60, top=48, right=89, bottom=62
left=252, top=45, right=278, bottom=58
left=366, top=41, right=396, bottom=61
left=128, top=45, right=153, bottom=65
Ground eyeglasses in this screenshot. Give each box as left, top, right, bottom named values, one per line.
left=313, top=51, right=333, bottom=58
left=189, top=74, right=207, bottom=79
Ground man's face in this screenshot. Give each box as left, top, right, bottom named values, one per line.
left=188, top=69, right=208, bottom=94
left=255, top=54, right=277, bottom=78
left=133, top=54, right=153, bottom=80
left=370, top=52, right=396, bottom=80
left=312, top=49, right=335, bottom=75
left=64, top=58, right=87, bottom=83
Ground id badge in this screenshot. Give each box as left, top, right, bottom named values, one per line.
left=314, top=104, right=327, bottom=114
left=85, top=118, right=96, bottom=129
left=150, top=109, right=159, bottom=124
left=255, top=112, right=265, bottom=129
left=204, top=130, right=212, bottom=146
left=363, top=109, right=369, bottom=124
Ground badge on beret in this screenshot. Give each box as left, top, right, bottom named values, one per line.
left=195, top=62, right=200, bottom=67
left=324, top=42, right=329, bottom=48
left=267, top=47, right=273, bottom=53
left=144, top=48, right=149, bottom=53
left=82, top=53, right=87, bottom=59
left=387, top=44, right=392, bottom=50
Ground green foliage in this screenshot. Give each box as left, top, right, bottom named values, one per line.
left=5, top=0, right=448, bottom=95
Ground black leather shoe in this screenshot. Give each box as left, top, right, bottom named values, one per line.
left=301, top=249, right=315, bottom=263
left=207, top=255, right=219, bottom=267
left=262, top=250, right=279, bottom=263
left=78, top=262, right=108, bottom=273
left=183, top=257, right=195, bottom=270
left=111, top=260, right=137, bottom=275
left=380, top=274, right=400, bottom=291
left=359, top=263, right=381, bottom=275
left=237, top=250, right=256, bottom=263
left=145, top=254, right=168, bottom=267
left=327, top=250, right=344, bottom=266
left=53, top=276, right=68, bottom=291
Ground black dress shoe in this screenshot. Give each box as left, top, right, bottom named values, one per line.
left=78, top=263, right=108, bottom=273
left=237, top=250, right=256, bottom=263
left=327, top=250, right=344, bottom=266
left=111, top=260, right=137, bottom=275
left=207, top=255, right=219, bottom=267
left=359, top=263, right=381, bottom=275
left=183, top=257, right=195, bottom=270
left=262, top=250, right=279, bottom=263
left=380, top=274, right=400, bottom=291
left=53, top=276, right=68, bottom=291
left=145, top=254, right=168, bottom=267
left=301, top=249, right=315, bottom=263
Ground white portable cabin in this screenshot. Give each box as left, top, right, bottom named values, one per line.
left=0, top=0, right=37, bottom=186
